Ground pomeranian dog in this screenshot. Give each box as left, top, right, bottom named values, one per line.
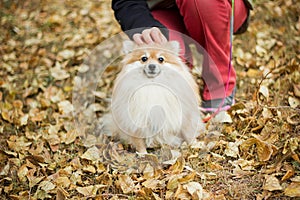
left=103, top=40, right=204, bottom=154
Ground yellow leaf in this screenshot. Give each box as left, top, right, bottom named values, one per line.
left=76, top=185, right=100, bottom=197
left=80, top=146, right=101, bottom=162
left=142, top=163, right=155, bottom=179
left=54, top=177, right=71, bottom=189
left=281, top=164, right=295, bottom=181
left=263, top=175, right=282, bottom=191
left=20, top=114, right=29, bottom=126
left=50, top=66, right=70, bottom=81
left=58, top=100, right=74, bottom=115
left=17, top=165, right=28, bottom=182
left=83, top=165, right=96, bottom=174
left=183, top=182, right=203, bottom=199
left=142, top=179, right=159, bottom=190
left=39, top=181, right=56, bottom=192
left=117, top=174, right=135, bottom=194
left=179, top=172, right=196, bottom=184
left=240, top=137, right=275, bottom=162
left=167, top=175, right=181, bottom=190
left=169, top=156, right=185, bottom=174
left=284, top=182, right=300, bottom=197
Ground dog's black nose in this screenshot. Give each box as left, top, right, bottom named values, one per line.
left=148, top=64, right=156, bottom=72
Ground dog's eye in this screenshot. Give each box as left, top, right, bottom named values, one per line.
left=141, top=56, right=148, bottom=62
left=158, top=56, right=164, bottom=63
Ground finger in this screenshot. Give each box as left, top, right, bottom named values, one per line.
left=141, top=29, right=155, bottom=44
left=150, top=29, right=163, bottom=44
left=159, top=32, right=168, bottom=43
left=132, top=34, right=145, bottom=45
left=150, top=28, right=167, bottom=44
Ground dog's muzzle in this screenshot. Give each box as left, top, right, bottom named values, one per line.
left=144, top=64, right=161, bottom=78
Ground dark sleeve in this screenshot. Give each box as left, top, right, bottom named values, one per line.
left=111, top=0, right=169, bottom=39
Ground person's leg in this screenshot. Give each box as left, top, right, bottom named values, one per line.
left=151, top=8, right=188, bottom=58
left=176, top=0, right=248, bottom=103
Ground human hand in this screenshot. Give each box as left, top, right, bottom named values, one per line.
left=132, top=27, right=167, bottom=45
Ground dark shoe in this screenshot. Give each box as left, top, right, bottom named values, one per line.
left=200, top=88, right=235, bottom=113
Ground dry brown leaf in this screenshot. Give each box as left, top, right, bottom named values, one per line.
left=183, top=182, right=203, bottom=199
left=224, top=140, right=243, bottom=158
left=58, top=100, right=74, bottom=115
left=259, top=85, right=269, bottom=100
left=58, top=49, right=75, bottom=60
left=281, top=164, right=295, bottom=181
left=283, top=138, right=299, bottom=154
left=178, top=171, right=196, bottom=184
left=80, top=146, right=101, bottom=162
left=142, top=163, right=155, bottom=179
left=284, top=182, right=300, bottom=197
left=174, top=184, right=190, bottom=199
left=76, top=185, right=106, bottom=197
left=263, top=175, right=282, bottom=191
left=293, top=84, right=300, bottom=98
left=288, top=96, right=300, bottom=108
left=287, top=114, right=300, bottom=125
left=83, top=165, right=96, bottom=174
left=142, top=179, right=160, bottom=190
left=167, top=174, right=181, bottom=190
left=39, top=180, right=56, bottom=192
left=7, top=136, right=32, bottom=152
left=240, top=137, right=275, bottom=162
left=117, top=174, right=135, bottom=194
left=17, top=164, right=28, bottom=182
left=56, top=187, right=68, bottom=200
left=168, top=156, right=185, bottom=174
left=50, top=66, right=70, bottom=81
left=54, top=177, right=71, bottom=189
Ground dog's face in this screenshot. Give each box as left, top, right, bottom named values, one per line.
left=120, top=41, right=184, bottom=79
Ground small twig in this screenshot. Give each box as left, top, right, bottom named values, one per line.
left=241, top=107, right=260, bottom=136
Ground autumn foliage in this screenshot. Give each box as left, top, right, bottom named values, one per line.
left=0, top=0, right=299, bottom=199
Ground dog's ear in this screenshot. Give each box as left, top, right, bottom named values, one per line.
left=123, top=40, right=135, bottom=54
left=167, top=41, right=180, bottom=55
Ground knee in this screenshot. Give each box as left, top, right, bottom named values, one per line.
left=175, top=0, right=212, bottom=17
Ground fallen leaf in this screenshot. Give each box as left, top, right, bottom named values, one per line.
left=284, top=182, right=300, bottom=197
left=76, top=185, right=106, bottom=197
left=117, top=174, right=135, bottom=194
left=142, top=179, right=160, bottom=190
left=287, top=114, right=300, bottom=125
left=293, top=84, right=300, bottom=98
left=259, top=85, right=269, bottom=100
left=240, top=137, right=275, bottom=162
left=213, top=111, right=232, bottom=123
left=281, top=164, right=295, bottom=181
left=168, top=156, right=185, bottom=174
left=288, top=96, right=300, bottom=108
left=58, top=49, right=75, bottom=60
left=167, top=175, right=181, bottom=190
left=80, top=146, right=101, bottom=162
left=18, top=164, right=28, bottom=182
left=224, top=140, right=243, bottom=158
left=263, top=175, right=282, bottom=191
left=183, top=182, right=203, bottom=199
left=39, top=180, right=56, bottom=192
left=54, top=177, right=71, bottom=189
left=58, top=100, right=74, bottom=115
left=50, top=66, right=70, bottom=81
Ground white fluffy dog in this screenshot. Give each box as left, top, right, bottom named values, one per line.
left=103, top=40, right=203, bottom=154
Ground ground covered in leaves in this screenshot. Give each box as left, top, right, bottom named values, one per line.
left=0, top=0, right=299, bottom=199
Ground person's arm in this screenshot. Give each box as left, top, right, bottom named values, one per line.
left=112, top=0, right=168, bottom=44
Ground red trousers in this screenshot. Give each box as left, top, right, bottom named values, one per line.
left=151, top=0, right=248, bottom=101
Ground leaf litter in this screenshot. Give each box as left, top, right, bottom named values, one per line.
left=0, top=0, right=299, bottom=199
